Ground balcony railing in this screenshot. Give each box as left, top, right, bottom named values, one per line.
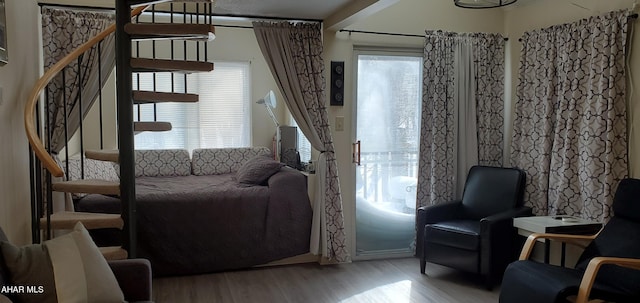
left=356, top=150, right=419, bottom=214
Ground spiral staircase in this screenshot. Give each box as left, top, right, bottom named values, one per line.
left=25, top=0, right=216, bottom=259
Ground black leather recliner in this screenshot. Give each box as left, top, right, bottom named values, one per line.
left=499, top=178, right=640, bottom=303
left=417, top=165, right=530, bottom=289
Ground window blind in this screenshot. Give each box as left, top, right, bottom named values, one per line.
left=133, top=61, right=251, bottom=152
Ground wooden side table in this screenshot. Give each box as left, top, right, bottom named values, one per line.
left=513, top=216, right=603, bottom=266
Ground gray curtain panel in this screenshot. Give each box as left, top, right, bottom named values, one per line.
left=41, top=8, right=116, bottom=153
left=417, top=31, right=505, bottom=208
left=510, top=10, right=630, bottom=221
left=474, top=34, right=505, bottom=167
left=252, top=21, right=349, bottom=262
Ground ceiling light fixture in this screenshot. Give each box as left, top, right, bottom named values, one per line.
left=454, top=0, right=518, bottom=9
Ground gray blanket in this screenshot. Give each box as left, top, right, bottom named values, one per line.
left=76, top=167, right=312, bottom=276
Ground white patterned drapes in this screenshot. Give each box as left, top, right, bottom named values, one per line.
left=41, top=7, right=116, bottom=153
left=510, top=10, right=630, bottom=221
left=417, top=31, right=505, bottom=208
left=252, top=22, right=349, bottom=262
left=41, top=8, right=116, bottom=214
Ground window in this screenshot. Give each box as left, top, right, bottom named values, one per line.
left=289, top=115, right=313, bottom=163
left=133, top=62, right=251, bottom=152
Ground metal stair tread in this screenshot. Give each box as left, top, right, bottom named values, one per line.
left=126, top=23, right=215, bottom=41
left=131, top=58, right=214, bottom=73
left=134, top=121, right=172, bottom=132
left=85, top=149, right=119, bottom=163
left=133, top=90, right=199, bottom=104
left=39, top=211, right=123, bottom=230
left=52, top=179, right=120, bottom=195
left=99, top=246, right=128, bottom=260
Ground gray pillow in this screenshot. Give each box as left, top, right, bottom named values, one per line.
left=236, top=155, right=284, bottom=185
left=0, top=242, right=57, bottom=303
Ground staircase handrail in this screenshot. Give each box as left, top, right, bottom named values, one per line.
left=24, top=6, right=147, bottom=177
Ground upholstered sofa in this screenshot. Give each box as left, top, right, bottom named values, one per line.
left=0, top=224, right=153, bottom=303
left=72, top=147, right=313, bottom=277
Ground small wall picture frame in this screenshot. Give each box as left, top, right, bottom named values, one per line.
left=0, top=0, right=7, bottom=66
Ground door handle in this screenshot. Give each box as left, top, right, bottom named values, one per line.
left=352, top=140, right=361, bottom=166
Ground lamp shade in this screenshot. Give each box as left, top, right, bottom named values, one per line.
left=256, top=90, right=280, bottom=127
left=263, top=90, right=276, bottom=108
left=454, top=0, right=517, bottom=8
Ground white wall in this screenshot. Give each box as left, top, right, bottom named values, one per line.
left=0, top=0, right=41, bottom=244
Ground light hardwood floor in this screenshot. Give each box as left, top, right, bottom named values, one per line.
left=152, top=257, right=500, bottom=302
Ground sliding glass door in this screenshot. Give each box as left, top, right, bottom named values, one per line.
left=354, top=51, right=423, bottom=258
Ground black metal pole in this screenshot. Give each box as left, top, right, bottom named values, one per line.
left=78, top=55, right=85, bottom=177
left=98, top=41, right=104, bottom=149
left=45, top=173, right=52, bottom=240
left=44, top=85, right=52, bottom=240
left=171, top=3, right=175, bottom=93
left=29, top=146, right=38, bottom=243
left=196, top=4, right=200, bottom=62
left=152, top=5, right=157, bottom=122
left=116, top=1, right=136, bottom=258
left=205, top=3, right=210, bottom=61
left=32, top=95, right=44, bottom=243
left=135, top=40, right=141, bottom=121
left=183, top=3, right=188, bottom=93
left=62, top=71, right=69, bottom=176
left=37, top=90, right=46, bottom=242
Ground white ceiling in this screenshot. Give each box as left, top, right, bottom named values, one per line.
left=42, top=0, right=537, bottom=21
left=212, top=0, right=399, bottom=29
left=38, top=0, right=397, bottom=29
left=212, top=0, right=542, bottom=20
left=39, top=0, right=357, bottom=20
left=214, top=0, right=354, bottom=20
left=205, top=0, right=538, bottom=22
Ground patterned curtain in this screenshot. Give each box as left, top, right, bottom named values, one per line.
left=252, top=22, right=349, bottom=262
left=475, top=35, right=505, bottom=167
left=510, top=10, right=629, bottom=221
left=41, top=8, right=116, bottom=153
left=417, top=31, right=505, bottom=208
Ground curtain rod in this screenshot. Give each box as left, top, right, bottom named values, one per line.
left=214, top=24, right=253, bottom=29
left=38, top=2, right=113, bottom=11
left=210, top=13, right=322, bottom=23
left=340, top=29, right=510, bottom=41
left=340, top=29, right=423, bottom=38
left=342, top=13, right=640, bottom=40
left=517, top=13, right=639, bottom=42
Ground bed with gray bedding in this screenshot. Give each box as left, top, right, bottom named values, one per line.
left=74, top=148, right=312, bottom=277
